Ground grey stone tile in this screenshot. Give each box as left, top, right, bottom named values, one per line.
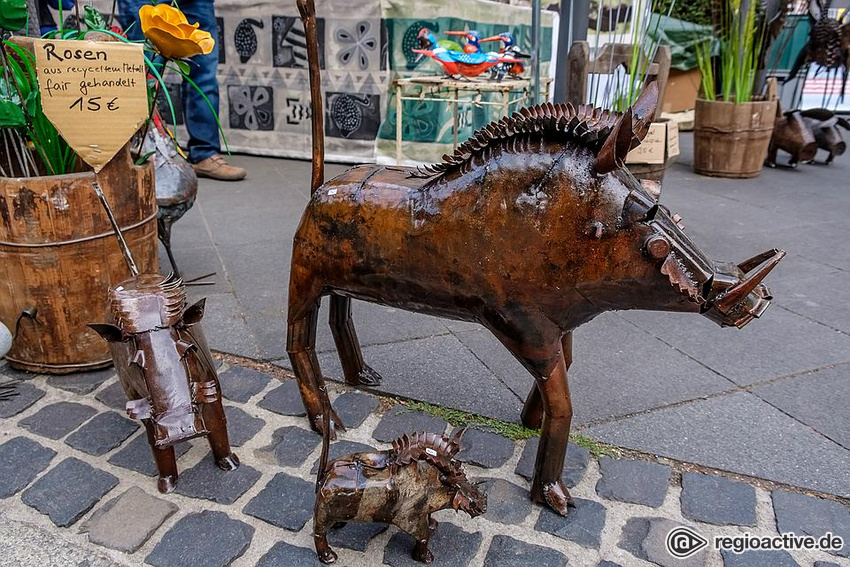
left=159, top=246, right=230, bottom=294
left=65, top=412, right=139, bottom=456
left=174, top=454, right=261, bottom=504
left=107, top=434, right=192, bottom=477
left=483, top=535, right=567, bottom=567
left=0, top=437, right=56, bottom=498
left=334, top=390, right=380, bottom=429
left=223, top=405, right=265, bottom=447
left=257, top=379, right=306, bottom=417
left=218, top=365, right=272, bottom=403
left=480, top=478, right=532, bottom=525
left=21, top=457, right=118, bottom=527
left=19, top=402, right=97, bottom=440
left=372, top=406, right=448, bottom=443
left=752, top=365, right=850, bottom=449
left=258, top=426, right=320, bottom=467
left=619, top=517, right=707, bottom=567
left=452, top=328, right=529, bottom=400
left=383, top=522, right=481, bottom=567
left=772, top=490, right=849, bottom=558
left=0, top=382, right=44, bottom=418
left=515, top=437, right=589, bottom=488
left=721, top=550, right=800, bottom=567
left=681, top=472, right=757, bottom=526
left=585, top=392, right=850, bottom=498
left=197, top=293, right=261, bottom=359
left=311, top=440, right=377, bottom=475
left=598, top=562, right=623, bottom=567
left=94, top=381, right=126, bottom=411
left=454, top=427, right=515, bottom=469
left=146, top=510, right=254, bottom=567
left=242, top=472, right=315, bottom=531
left=769, top=270, right=850, bottom=334
left=46, top=369, right=114, bottom=394
left=596, top=457, right=670, bottom=507
left=83, top=487, right=177, bottom=553
left=814, top=562, right=841, bottom=567
left=257, top=542, right=324, bottom=567
left=535, top=497, right=606, bottom=549
left=328, top=522, right=388, bottom=552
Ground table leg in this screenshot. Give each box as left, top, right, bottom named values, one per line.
left=452, top=88, right=459, bottom=151
left=502, top=90, right=510, bottom=118
left=396, top=84, right=403, bottom=165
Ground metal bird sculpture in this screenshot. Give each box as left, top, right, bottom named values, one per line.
left=481, top=32, right=530, bottom=81
left=414, top=29, right=520, bottom=79
left=785, top=0, right=850, bottom=101
left=445, top=29, right=482, bottom=53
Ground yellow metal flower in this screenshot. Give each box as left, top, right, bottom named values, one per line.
left=140, top=4, right=215, bottom=59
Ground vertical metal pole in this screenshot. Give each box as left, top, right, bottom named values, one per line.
left=554, top=0, right=589, bottom=103
left=531, top=0, right=542, bottom=104
left=395, top=83, right=403, bottom=165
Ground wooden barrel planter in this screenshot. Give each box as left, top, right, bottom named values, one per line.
left=0, top=147, right=158, bottom=374
left=693, top=98, right=777, bottom=178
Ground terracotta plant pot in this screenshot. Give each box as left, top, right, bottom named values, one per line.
left=693, top=98, right=777, bottom=178
left=0, top=147, right=158, bottom=374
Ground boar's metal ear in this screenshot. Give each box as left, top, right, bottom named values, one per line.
left=182, top=298, right=206, bottom=326
left=837, top=117, right=850, bottom=130
left=630, top=81, right=658, bottom=144
left=595, top=110, right=634, bottom=174
left=88, top=323, right=124, bottom=342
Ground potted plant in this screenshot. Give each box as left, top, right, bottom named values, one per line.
left=692, top=0, right=777, bottom=178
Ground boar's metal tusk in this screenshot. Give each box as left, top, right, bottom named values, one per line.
left=715, top=250, right=785, bottom=313
left=737, top=248, right=783, bottom=273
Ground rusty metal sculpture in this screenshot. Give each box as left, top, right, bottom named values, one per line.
left=785, top=0, right=850, bottom=100
left=313, top=426, right=486, bottom=564
left=90, top=274, right=239, bottom=493
left=766, top=108, right=818, bottom=168
left=801, top=108, right=850, bottom=164
left=292, top=0, right=785, bottom=517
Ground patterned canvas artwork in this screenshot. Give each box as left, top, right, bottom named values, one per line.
left=234, top=18, right=265, bottom=64
left=272, top=16, right=326, bottom=69
left=228, top=85, right=275, bottom=131
left=217, top=17, right=226, bottom=64
left=325, top=92, right=381, bottom=140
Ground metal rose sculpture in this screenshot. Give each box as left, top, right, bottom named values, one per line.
left=90, top=273, right=238, bottom=493
left=291, top=0, right=784, bottom=517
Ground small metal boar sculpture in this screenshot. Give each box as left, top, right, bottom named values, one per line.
left=766, top=109, right=818, bottom=168
left=313, top=426, right=486, bottom=564
left=89, top=273, right=238, bottom=493
left=292, top=0, right=784, bottom=517
left=801, top=108, right=850, bottom=164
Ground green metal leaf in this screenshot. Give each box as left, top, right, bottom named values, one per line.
left=0, top=0, right=27, bottom=31
left=173, top=59, right=191, bottom=76
left=0, top=78, right=25, bottom=127
left=83, top=6, right=107, bottom=31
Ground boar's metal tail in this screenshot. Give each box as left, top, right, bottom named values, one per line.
left=296, top=0, right=324, bottom=193
left=316, top=383, right=332, bottom=492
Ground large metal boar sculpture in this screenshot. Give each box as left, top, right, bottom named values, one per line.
left=90, top=273, right=239, bottom=493
left=290, top=0, right=784, bottom=516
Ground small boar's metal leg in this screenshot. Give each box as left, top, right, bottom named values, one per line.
left=313, top=501, right=337, bottom=564
left=201, top=394, right=240, bottom=471
left=329, top=295, right=382, bottom=386
left=144, top=420, right=179, bottom=493
left=521, top=333, right=572, bottom=430
left=409, top=515, right=436, bottom=563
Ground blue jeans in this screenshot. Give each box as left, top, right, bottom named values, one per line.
left=118, top=0, right=221, bottom=163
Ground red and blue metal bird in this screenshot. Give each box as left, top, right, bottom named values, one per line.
left=414, top=28, right=520, bottom=79
left=480, top=32, right=530, bottom=81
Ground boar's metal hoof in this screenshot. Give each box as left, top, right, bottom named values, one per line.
left=357, top=366, right=383, bottom=386
left=318, top=549, right=338, bottom=564
left=157, top=475, right=177, bottom=494
left=541, top=480, right=575, bottom=516
left=215, top=453, right=240, bottom=471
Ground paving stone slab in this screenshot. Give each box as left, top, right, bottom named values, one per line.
left=311, top=440, right=377, bottom=474
left=681, top=472, right=756, bottom=526
left=619, top=517, right=707, bottom=567
left=535, top=497, right=606, bottom=549
left=94, top=381, right=127, bottom=410
left=453, top=427, right=515, bottom=469
left=0, top=437, right=56, bottom=498
left=174, top=454, right=260, bottom=504
left=146, top=510, right=254, bottom=567
left=83, top=486, right=177, bottom=552
left=21, top=457, right=118, bottom=527
left=772, top=490, right=850, bottom=558
left=328, top=522, right=388, bottom=552
left=107, top=434, right=191, bottom=476
left=596, top=457, right=670, bottom=507
left=243, top=472, right=315, bottom=531
left=597, top=562, right=623, bottom=567
left=334, top=390, right=380, bottom=429
left=483, top=534, right=567, bottom=567
left=46, top=369, right=114, bottom=395
left=219, top=365, right=272, bottom=403
left=814, top=562, right=841, bottom=567
left=383, top=521, right=481, bottom=567
left=373, top=406, right=449, bottom=443
left=721, top=549, right=800, bottom=567
left=480, top=478, right=533, bottom=526
left=64, top=411, right=139, bottom=456
left=515, top=437, right=590, bottom=488
left=257, top=379, right=306, bottom=417
left=223, top=405, right=265, bottom=447
left=259, top=426, right=320, bottom=467
left=0, top=382, right=45, bottom=418
left=257, top=541, right=324, bottom=567
left=19, top=402, right=97, bottom=440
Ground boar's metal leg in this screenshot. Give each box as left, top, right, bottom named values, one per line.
left=329, top=295, right=382, bottom=387
left=521, top=333, right=571, bottom=429
left=144, top=419, right=179, bottom=493
left=202, top=395, right=240, bottom=471
left=313, top=500, right=338, bottom=564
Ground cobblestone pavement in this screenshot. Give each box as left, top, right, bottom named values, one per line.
left=1, top=360, right=848, bottom=567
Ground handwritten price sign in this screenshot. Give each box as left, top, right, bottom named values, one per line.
left=34, top=39, right=148, bottom=172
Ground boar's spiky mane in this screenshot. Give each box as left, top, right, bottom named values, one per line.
left=411, top=102, right=632, bottom=179
left=392, top=431, right=465, bottom=481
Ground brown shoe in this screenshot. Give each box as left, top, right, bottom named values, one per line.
left=193, top=154, right=247, bottom=181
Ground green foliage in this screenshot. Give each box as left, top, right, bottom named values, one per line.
left=83, top=6, right=107, bottom=31
left=404, top=400, right=539, bottom=440
left=0, top=78, right=25, bottom=127
left=655, top=0, right=713, bottom=26
left=0, top=0, right=27, bottom=32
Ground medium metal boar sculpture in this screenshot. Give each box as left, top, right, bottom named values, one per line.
left=90, top=273, right=239, bottom=493
left=801, top=108, right=850, bottom=164
left=291, top=0, right=785, bottom=517
left=313, top=427, right=486, bottom=564
left=766, top=108, right=818, bottom=168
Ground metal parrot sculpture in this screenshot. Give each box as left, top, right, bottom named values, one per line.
left=414, top=28, right=521, bottom=79
left=480, top=32, right=530, bottom=81
left=445, top=30, right=482, bottom=53
left=785, top=0, right=850, bottom=101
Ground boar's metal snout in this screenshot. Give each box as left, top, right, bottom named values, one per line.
left=703, top=249, right=785, bottom=328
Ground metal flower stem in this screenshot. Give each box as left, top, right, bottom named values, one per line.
left=91, top=180, right=140, bottom=277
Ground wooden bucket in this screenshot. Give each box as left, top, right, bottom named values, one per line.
left=693, top=98, right=777, bottom=178
left=0, top=147, right=158, bottom=374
